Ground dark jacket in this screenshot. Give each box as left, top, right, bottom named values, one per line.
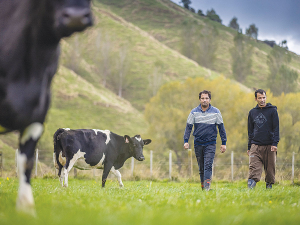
left=248, top=103, right=279, bottom=150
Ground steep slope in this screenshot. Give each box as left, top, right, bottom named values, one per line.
left=95, top=0, right=300, bottom=91
left=0, top=0, right=252, bottom=168
left=59, top=3, right=220, bottom=110
left=0, top=65, right=149, bottom=167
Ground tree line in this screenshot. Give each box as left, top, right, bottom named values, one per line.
left=179, top=1, right=298, bottom=95
left=180, top=18, right=298, bottom=95
left=180, top=0, right=289, bottom=50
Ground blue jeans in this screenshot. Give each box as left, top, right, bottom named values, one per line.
left=194, top=144, right=216, bottom=182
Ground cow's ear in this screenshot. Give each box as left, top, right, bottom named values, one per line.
left=124, top=135, right=131, bottom=144
left=143, top=139, right=152, bottom=145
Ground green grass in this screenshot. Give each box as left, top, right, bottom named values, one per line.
left=1, top=178, right=300, bottom=224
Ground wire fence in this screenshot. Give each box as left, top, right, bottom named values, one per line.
left=1, top=149, right=300, bottom=184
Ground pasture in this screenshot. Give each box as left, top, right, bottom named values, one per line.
left=0, top=178, right=299, bottom=224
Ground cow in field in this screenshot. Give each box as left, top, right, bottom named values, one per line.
left=0, top=0, right=92, bottom=212
left=53, top=128, right=151, bottom=187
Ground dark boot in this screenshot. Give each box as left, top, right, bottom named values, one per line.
left=204, top=179, right=211, bottom=191
left=201, top=182, right=204, bottom=191
left=266, top=182, right=272, bottom=189
left=248, top=179, right=256, bottom=189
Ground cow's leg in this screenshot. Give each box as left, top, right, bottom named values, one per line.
left=63, top=159, right=71, bottom=187
left=63, top=167, right=69, bottom=187
left=102, top=163, right=113, bottom=188
left=59, top=167, right=64, bottom=187
left=111, top=166, right=124, bottom=187
left=62, top=152, right=81, bottom=187
left=16, top=122, right=43, bottom=214
left=54, top=152, right=64, bottom=186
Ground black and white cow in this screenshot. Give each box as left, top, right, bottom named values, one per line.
left=53, top=128, right=151, bottom=187
left=0, top=0, right=92, bottom=212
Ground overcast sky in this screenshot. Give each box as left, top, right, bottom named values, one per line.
left=171, top=0, right=300, bottom=55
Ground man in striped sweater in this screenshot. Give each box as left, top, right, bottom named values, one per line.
left=183, top=90, right=227, bottom=191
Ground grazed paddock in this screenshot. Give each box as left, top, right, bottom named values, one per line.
left=0, top=178, right=299, bottom=225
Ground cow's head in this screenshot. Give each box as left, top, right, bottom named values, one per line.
left=124, top=135, right=151, bottom=161
left=46, top=0, right=93, bottom=39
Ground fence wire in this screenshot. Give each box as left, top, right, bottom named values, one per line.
left=1, top=149, right=300, bottom=184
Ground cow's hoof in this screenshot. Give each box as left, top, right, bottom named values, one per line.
left=119, top=184, right=124, bottom=188
left=16, top=184, right=36, bottom=216
left=63, top=184, right=68, bottom=188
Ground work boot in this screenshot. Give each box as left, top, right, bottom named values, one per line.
left=266, top=182, right=272, bottom=189
left=204, top=179, right=211, bottom=191
left=247, top=179, right=256, bottom=189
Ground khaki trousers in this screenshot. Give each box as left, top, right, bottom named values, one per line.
left=248, top=144, right=276, bottom=184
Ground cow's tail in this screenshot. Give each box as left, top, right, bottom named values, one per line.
left=53, top=128, right=66, bottom=170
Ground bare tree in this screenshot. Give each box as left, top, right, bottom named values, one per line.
left=117, top=46, right=127, bottom=98
left=101, top=35, right=112, bottom=87
left=148, top=61, right=164, bottom=96
left=181, top=22, right=197, bottom=60
left=65, top=34, right=81, bottom=73
left=196, top=25, right=219, bottom=69
left=230, top=32, right=253, bottom=82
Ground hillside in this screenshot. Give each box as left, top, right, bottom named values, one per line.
left=0, top=65, right=148, bottom=170
left=59, top=4, right=220, bottom=110
left=95, top=0, right=300, bottom=91
left=0, top=1, right=220, bottom=169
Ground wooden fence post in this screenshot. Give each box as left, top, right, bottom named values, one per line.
left=188, top=149, right=193, bottom=178
left=231, top=151, right=234, bottom=181
left=131, top=157, right=134, bottom=177
left=35, top=149, right=38, bottom=177
left=150, top=150, right=153, bottom=177
left=169, top=150, right=172, bottom=180
left=0, top=151, right=2, bottom=177
left=74, top=168, right=77, bottom=178
left=292, top=152, right=295, bottom=185
left=15, top=149, right=18, bottom=177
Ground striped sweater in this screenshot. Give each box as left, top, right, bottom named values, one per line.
left=184, top=104, right=227, bottom=146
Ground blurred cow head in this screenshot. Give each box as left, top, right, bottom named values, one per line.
left=44, top=0, right=93, bottom=39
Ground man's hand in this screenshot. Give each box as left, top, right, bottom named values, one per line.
left=220, top=145, right=226, bottom=153
left=271, top=146, right=277, bottom=152
left=247, top=150, right=250, bottom=156
left=184, top=143, right=189, bottom=149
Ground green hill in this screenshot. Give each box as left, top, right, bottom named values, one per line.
left=95, top=0, right=300, bottom=90
left=0, top=0, right=219, bottom=168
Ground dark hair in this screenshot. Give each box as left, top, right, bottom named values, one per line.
left=199, top=90, right=211, bottom=99
left=255, top=89, right=266, bottom=98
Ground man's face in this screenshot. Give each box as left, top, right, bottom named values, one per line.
left=200, top=93, right=211, bottom=108
left=255, top=92, right=267, bottom=107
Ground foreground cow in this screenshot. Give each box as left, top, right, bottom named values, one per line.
left=53, top=128, right=151, bottom=187
left=0, top=0, right=92, bottom=212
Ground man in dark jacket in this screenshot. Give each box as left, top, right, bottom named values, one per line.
left=183, top=90, right=227, bottom=191
left=247, top=89, right=279, bottom=189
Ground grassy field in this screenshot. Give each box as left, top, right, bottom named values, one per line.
left=0, top=178, right=299, bottom=224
